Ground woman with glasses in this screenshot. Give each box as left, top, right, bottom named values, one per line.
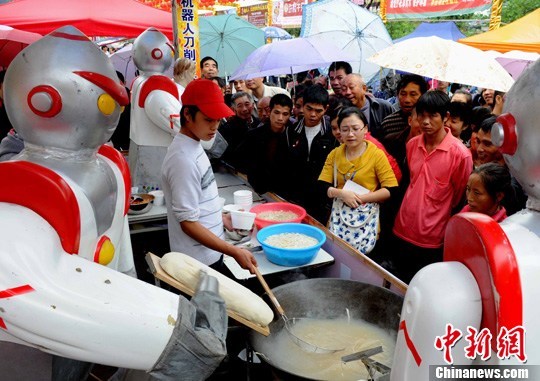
left=319, top=107, right=398, bottom=207
left=318, top=107, right=398, bottom=253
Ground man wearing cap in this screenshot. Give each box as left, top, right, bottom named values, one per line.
left=161, top=79, right=257, bottom=273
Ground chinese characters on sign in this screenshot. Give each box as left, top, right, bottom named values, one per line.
left=434, top=324, right=527, bottom=364
left=385, top=0, right=491, bottom=19
left=271, top=0, right=317, bottom=28
left=175, top=0, right=199, bottom=67
left=237, top=3, right=269, bottom=28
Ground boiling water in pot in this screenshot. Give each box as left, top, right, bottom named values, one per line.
left=258, top=317, right=396, bottom=380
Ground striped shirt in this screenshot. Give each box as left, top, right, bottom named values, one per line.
left=162, top=133, right=223, bottom=265
left=380, top=110, right=409, bottom=141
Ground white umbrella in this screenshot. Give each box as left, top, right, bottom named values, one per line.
left=300, top=0, right=393, bottom=83
left=367, top=36, right=515, bottom=92
left=230, top=37, right=357, bottom=80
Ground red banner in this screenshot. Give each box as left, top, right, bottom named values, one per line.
left=271, top=0, right=317, bottom=27
left=386, top=0, right=492, bottom=19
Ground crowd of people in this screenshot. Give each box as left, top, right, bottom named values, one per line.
left=0, top=53, right=526, bottom=285
left=171, top=58, right=525, bottom=284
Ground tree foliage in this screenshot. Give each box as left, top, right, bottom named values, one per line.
left=501, top=0, right=538, bottom=23
left=385, top=21, right=419, bottom=40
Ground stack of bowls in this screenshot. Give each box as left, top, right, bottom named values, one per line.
left=233, top=190, right=253, bottom=210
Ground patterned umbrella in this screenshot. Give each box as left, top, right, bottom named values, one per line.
left=367, top=36, right=515, bottom=92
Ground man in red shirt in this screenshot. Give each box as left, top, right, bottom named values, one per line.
left=391, top=90, right=473, bottom=283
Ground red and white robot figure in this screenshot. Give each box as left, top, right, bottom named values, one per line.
left=129, top=27, right=181, bottom=190
left=392, top=60, right=540, bottom=379
left=0, top=26, right=227, bottom=380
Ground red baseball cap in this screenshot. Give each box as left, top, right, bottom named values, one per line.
left=181, top=79, right=234, bottom=119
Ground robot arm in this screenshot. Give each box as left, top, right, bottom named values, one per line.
left=391, top=262, right=482, bottom=381
left=0, top=205, right=226, bottom=375
left=150, top=271, right=227, bottom=380
left=116, top=214, right=138, bottom=278
left=144, top=89, right=181, bottom=137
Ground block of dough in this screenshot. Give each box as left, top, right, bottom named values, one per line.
left=160, top=252, right=274, bottom=327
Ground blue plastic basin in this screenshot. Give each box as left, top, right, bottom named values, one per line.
left=257, top=223, right=326, bottom=266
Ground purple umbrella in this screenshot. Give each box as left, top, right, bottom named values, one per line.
left=495, top=51, right=539, bottom=80
left=230, top=37, right=356, bottom=80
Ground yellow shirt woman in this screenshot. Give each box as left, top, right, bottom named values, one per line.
left=319, top=141, right=398, bottom=192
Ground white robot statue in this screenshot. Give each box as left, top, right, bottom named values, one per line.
left=0, top=26, right=227, bottom=380
left=391, top=60, right=540, bottom=379
left=129, top=27, right=181, bottom=191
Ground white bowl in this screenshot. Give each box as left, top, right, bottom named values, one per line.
left=223, top=204, right=249, bottom=213
left=230, top=209, right=256, bottom=230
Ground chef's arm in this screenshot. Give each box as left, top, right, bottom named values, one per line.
left=180, top=220, right=257, bottom=273
left=145, top=90, right=181, bottom=136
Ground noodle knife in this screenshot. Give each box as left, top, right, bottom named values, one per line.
left=341, top=346, right=383, bottom=363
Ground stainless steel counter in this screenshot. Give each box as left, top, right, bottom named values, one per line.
left=128, top=168, right=334, bottom=278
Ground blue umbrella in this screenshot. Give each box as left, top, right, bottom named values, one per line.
left=200, top=15, right=265, bottom=76
left=394, top=22, right=465, bottom=43
left=262, top=26, right=292, bottom=40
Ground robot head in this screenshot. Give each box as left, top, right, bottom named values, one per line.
left=132, top=28, right=174, bottom=75
left=4, top=26, right=129, bottom=152
left=492, top=59, right=540, bottom=200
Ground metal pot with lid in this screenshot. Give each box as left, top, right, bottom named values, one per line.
left=250, top=278, right=403, bottom=381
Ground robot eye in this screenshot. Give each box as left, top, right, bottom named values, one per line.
left=27, top=85, right=62, bottom=118
left=492, top=113, right=517, bottom=155
left=97, top=93, right=117, bottom=116
left=151, top=48, right=163, bottom=60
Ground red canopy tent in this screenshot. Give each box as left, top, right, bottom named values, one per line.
left=0, top=25, right=42, bottom=69
left=0, top=0, right=174, bottom=39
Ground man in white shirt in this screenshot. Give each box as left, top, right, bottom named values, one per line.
left=161, top=79, right=257, bottom=273
left=245, top=77, right=290, bottom=102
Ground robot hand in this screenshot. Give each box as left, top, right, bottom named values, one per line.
left=191, top=270, right=227, bottom=337
left=194, top=270, right=219, bottom=295
left=149, top=270, right=227, bottom=380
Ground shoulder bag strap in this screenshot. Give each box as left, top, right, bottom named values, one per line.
left=333, top=154, right=337, bottom=188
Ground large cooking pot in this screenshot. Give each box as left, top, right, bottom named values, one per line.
left=250, top=278, right=403, bottom=380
